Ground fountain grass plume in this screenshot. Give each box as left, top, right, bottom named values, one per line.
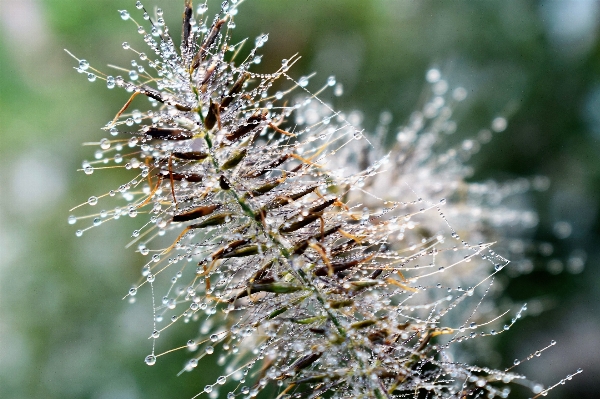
left=67, top=1, right=582, bottom=398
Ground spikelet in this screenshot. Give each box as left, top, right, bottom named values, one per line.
left=67, top=1, right=582, bottom=398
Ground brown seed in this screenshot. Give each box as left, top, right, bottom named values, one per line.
left=290, top=352, right=322, bottom=371
left=246, top=178, right=285, bottom=197
left=191, top=19, right=225, bottom=70
left=181, top=0, right=193, bottom=53
left=279, top=213, right=321, bottom=233
left=265, top=185, right=317, bottom=210
left=145, top=127, right=194, bottom=141
left=169, top=172, right=203, bottom=182
left=188, top=212, right=232, bottom=229
left=314, top=252, right=376, bottom=277
left=242, top=154, right=290, bottom=178
left=172, top=204, right=220, bottom=222
left=309, top=198, right=336, bottom=214
left=209, top=239, right=248, bottom=261
left=171, top=151, right=208, bottom=161
left=219, top=175, right=230, bottom=190
left=225, top=113, right=266, bottom=143
left=314, top=258, right=361, bottom=277
left=292, top=225, right=340, bottom=255
left=200, top=62, right=217, bottom=86
left=220, top=72, right=249, bottom=110
left=204, top=99, right=220, bottom=130
left=139, top=84, right=164, bottom=103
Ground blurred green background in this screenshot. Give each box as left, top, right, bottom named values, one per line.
left=1, top=0, right=598, bottom=398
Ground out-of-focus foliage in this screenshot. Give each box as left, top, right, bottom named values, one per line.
left=0, top=1, right=598, bottom=398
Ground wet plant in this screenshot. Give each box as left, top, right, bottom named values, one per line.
left=67, top=1, right=581, bottom=398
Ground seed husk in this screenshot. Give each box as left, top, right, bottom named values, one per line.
left=172, top=204, right=220, bottom=222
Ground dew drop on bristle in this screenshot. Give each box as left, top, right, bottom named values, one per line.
left=145, top=355, right=156, bottom=365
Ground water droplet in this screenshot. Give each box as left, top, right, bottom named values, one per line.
left=204, top=385, right=213, bottom=393
left=217, top=376, right=226, bottom=385
left=491, top=117, right=507, bottom=132
left=298, top=76, right=309, bottom=87
left=106, top=76, right=115, bottom=89
left=129, top=287, right=137, bottom=296
left=327, top=76, right=336, bottom=86
left=135, top=1, right=143, bottom=9
left=129, top=70, right=139, bottom=80
left=87, top=73, right=96, bottom=82
left=426, top=68, right=441, bottom=83
left=151, top=329, right=160, bottom=338
left=205, top=346, right=214, bottom=354
left=78, top=60, right=89, bottom=70
left=144, top=354, right=156, bottom=365
left=453, top=87, right=467, bottom=101
left=550, top=340, right=556, bottom=345
left=120, top=10, right=130, bottom=20
left=334, top=83, right=343, bottom=96
left=255, top=33, right=268, bottom=47
left=88, top=196, right=98, bottom=206
left=513, top=359, right=520, bottom=365
left=147, top=273, right=155, bottom=282
left=75, top=230, right=83, bottom=237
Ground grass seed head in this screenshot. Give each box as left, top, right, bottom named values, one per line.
left=67, top=1, right=581, bottom=398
